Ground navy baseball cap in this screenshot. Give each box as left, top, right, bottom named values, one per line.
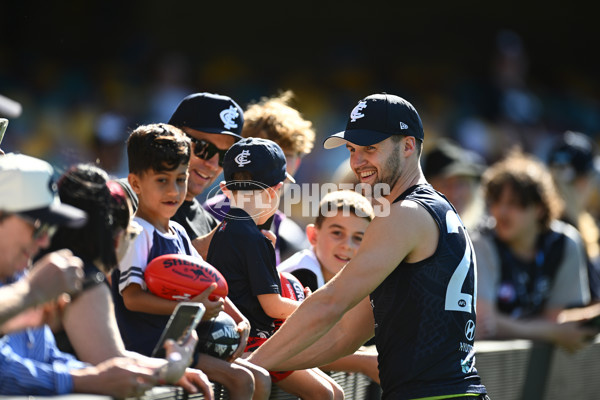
left=223, top=138, right=295, bottom=190
left=324, top=93, right=424, bottom=149
left=547, top=131, right=600, bottom=178
left=168, top=92, right=244, bottom=140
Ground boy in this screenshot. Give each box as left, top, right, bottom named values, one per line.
left=203, top=90, right=314, bottom=264
left=111, top=123, right=220, bottom=356
left=277, top=190, right=380, bottom=384
left=111, top=124, right=269, bottom=400
left=279, top=190, right=374, bottom=291
left=207, top=137, right=343, bottom=399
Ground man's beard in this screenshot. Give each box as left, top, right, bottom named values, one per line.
left=376, top=142, right=402, bottom=188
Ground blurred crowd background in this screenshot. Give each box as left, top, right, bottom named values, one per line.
left=1, top=1, right=599, bottom=226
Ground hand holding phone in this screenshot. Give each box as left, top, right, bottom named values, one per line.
left=152, top=302, right=205, bottom=358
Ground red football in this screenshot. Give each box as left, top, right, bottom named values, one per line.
left=274, top=272, right=305, bottom=330
left=145, top=254, right=228, bottom=301
left=279, top=271, right=305, bottom=301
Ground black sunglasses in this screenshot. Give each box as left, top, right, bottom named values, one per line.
left=187, top=136, right=228, bottom=167
left=18, top=214, right=58, bottom=240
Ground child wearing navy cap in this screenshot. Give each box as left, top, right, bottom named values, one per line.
left=207, top=137, right=343, bottom=399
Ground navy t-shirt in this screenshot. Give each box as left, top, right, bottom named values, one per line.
left=206, top=207, right=281, bottom=338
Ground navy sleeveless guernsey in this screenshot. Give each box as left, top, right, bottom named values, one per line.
left=372, top=184, right=486, bottom=399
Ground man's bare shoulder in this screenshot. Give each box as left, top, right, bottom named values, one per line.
left=338, top=200, right=422, bottom=264
left=370, top=198, right=436, bottom=232
left=364, top=198, right=438, bottom=263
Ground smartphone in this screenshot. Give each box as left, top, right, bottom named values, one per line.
left=152, top=302, right=205, bottom=358
left=0, top=118, right=7, bottom=146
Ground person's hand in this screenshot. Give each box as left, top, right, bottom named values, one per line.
left=0, top=294, right=70, bottom=334
left=190, top=283, right=225, bottom=320
left=303, top=286, right=312, bottom=298
left=27, top=249, right=84, bottom=304
left=549, top=321, right=598, bottom=353
left=159, top=332, right=215, bottom=399
left=41, top=294, right=70, bottom=332
left=0, top=306, right=45, bottom=333
left=71, top=357, right=158, bottom=398
left=261, top=229, right=277, bottom=248
left=228, top=319, right=250, bottom=361
left=175, top=368, right=215, bottom=399
left=156, top=330, right=199, bottom=384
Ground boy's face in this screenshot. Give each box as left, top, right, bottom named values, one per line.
left=182, top=128, right=236, bottom=200
left=130, top=163, right=189, bottom=223
left=489, top=184, right=541, bottom=243
left=308, top=212, right=370, bottom=281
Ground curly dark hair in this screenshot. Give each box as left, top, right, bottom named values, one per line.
left=47, top=163, right=120, bottom=273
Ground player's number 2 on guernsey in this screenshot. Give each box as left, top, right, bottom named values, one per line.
left=444, top=211, right=474, bottom=313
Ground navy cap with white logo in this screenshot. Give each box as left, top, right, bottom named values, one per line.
left=324, top=93, right=424, bottom=149
left=168, top=92, right=244, bottom=140
left=223, top=138, right=295, bottom=190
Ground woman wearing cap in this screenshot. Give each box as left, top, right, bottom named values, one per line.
left=37, top=163, right=214, bottom=398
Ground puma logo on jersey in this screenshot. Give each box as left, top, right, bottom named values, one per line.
left=220, top=106, right=240, bottom=130
left=350, top=101, right=367, bottom=122
left=234, top=150, right=251, bottom=167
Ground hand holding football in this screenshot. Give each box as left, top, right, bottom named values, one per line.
left=145, top=254, right=228, bottom=301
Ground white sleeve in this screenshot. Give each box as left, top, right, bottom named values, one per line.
left=471, top=230, right=501, bottom=303
left=546, top=222, right=591, bottom=308
left=117, top=220, right=153, bottom=293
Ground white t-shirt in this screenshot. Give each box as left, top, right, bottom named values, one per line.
left=277, top=248, right=325, bottom=290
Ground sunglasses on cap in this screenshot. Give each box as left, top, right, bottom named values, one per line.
left=17, top=214, right=58, bottom=240
left=187, top=136, right=228, bottom=167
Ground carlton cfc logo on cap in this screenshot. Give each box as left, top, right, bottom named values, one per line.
left=235, top=150, right=251, bottom=167
left=350, top=101, right=367, bottom=122
left=220, top=106, right=240, bottom=130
